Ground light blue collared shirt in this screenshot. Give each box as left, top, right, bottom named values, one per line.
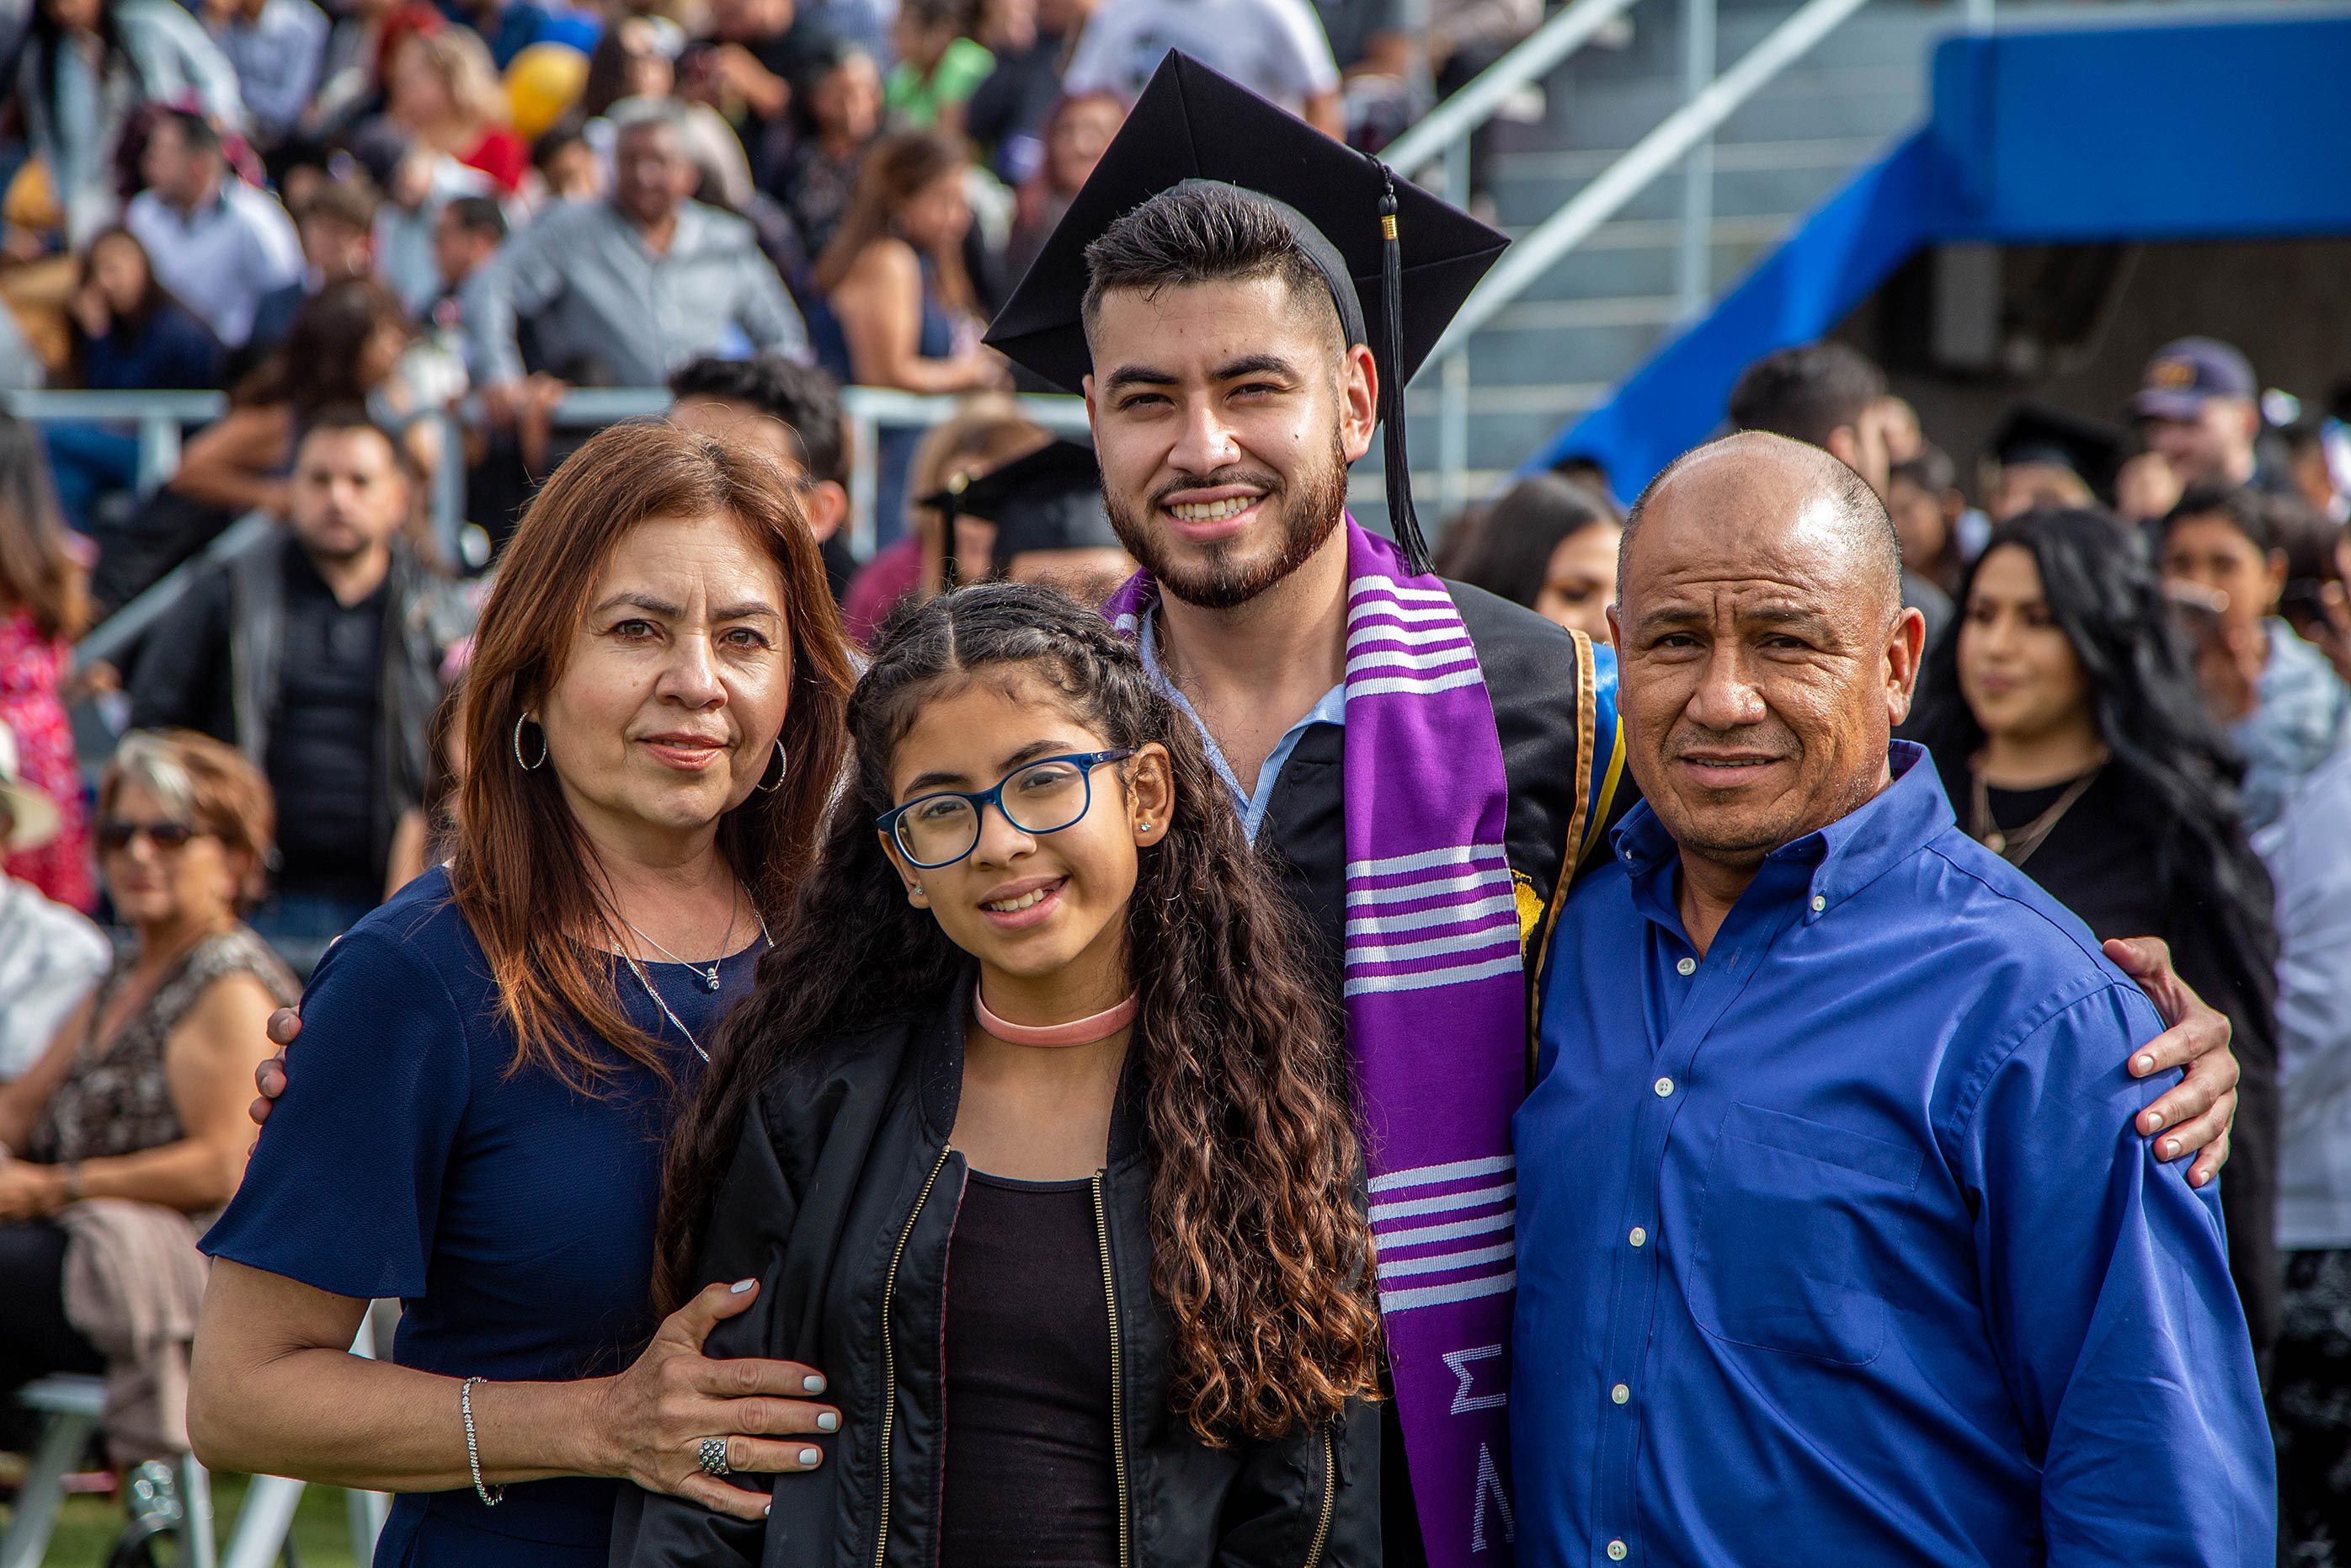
left=1136, top=605, right=1344, bottom=844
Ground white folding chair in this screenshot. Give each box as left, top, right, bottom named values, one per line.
left=1, top=1375, right=216, bottom=1568
left=219, top=1307, right=392, bottom=1568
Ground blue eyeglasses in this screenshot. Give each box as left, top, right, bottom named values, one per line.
left=877, top=749, right=1137, bottom=869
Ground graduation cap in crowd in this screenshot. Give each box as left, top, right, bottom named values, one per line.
left=930, top=440, right=1125, bottom=576
left=1986, top=400, right=2124, bottom=501
left=984, top=52, right=1510, bottom=576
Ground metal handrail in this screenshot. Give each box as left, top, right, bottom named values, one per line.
left=1423, top=0, right=1880, bottom=366
left=1381, top=0, right=1646, bottom=179
left=73, top=510, right=273, bottom=674
left=8, top=384, right=1091, bottom=567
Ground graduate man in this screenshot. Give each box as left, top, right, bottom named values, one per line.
left=982, top=53, right=2245, bottom=1568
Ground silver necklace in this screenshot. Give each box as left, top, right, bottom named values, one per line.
left=620, top=885, right=741, bottom=991
left=621, top=910, right=772, bottom=1063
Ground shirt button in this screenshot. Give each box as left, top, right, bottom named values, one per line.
left=1675, top=956, right=1696, bottom=976
left=1811, top=894, right=1826, bottom=912
left=1629, top=1226, right=1647, bottom=1247
left=1654, top=1076, right=1675, bottom=1098
left=1608, top=1542, right=1629, bottom=1561
left=1611, top=1383, right=1630, bottom=1404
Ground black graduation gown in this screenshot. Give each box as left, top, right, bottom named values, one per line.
left=1254, top=580, right=1631, bottom=1002
left=1230, top=580, right=1636, bottom=1567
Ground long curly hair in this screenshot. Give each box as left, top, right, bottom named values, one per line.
left=1906, top=507, right=2279, bottom=1016
left=656, top=584, right=1384, bottom=1443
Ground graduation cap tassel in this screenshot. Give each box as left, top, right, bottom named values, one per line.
left=1377, top=170, right=1433, bottom=577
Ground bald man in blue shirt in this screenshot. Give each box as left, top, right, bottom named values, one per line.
left=1512, top=433, right=2272, bottom=1565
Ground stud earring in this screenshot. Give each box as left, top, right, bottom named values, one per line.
left=909, top=884, right=927, bottom=906
left=1138, top=819, right=1153, bottom=833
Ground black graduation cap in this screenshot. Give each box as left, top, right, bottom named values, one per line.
left=1986, top=401, right=2124, bottom=501
left=920, top=440, right=1122, bottom=573
left=984, top=52, right=1509, bottom=575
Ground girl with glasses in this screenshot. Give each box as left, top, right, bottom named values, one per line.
left=623, top=583, right=1383, bottom=1566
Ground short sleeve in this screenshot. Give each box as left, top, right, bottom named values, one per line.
left=1265, top=0, right=1343, bottom=96
left=1058, top=7, right=1128, bottom=97
left=201, top=922, right=473, bottom=1302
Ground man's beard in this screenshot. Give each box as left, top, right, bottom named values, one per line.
left=1103, top=432, right=1351, bottom=611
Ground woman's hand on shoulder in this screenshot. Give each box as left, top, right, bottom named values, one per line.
left=588, top=1278, right=838, bottom=1520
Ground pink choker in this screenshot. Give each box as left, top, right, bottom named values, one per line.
left=973, top=987, right=1139, bottom=1047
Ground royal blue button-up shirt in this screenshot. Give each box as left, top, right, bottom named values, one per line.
left=1512, top=742, right=2272, bottom=1566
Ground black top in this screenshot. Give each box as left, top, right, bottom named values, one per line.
left=1946, top=756, right=2281, bottom=1357
left=1978, top=769, right=2167, bottom=944
left=939, top=1171, right=1119, bottom=1568
left=265, top=547, right=388, bottom=897
left=610, top=972, right=1382, bottom=1568
left=963, top=32, right=1072, bottom=181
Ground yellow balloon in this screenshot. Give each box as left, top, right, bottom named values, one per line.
left=505, top=43, right=590, bottom=141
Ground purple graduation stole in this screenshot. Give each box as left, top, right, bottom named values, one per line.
left=1106, top=517, right=1522, bottom=1566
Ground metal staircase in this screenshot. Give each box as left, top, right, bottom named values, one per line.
left=1358, top=0, right=1951, bottom=525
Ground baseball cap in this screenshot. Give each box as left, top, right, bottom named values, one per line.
left=2130, top=338, right=2258, bottom=422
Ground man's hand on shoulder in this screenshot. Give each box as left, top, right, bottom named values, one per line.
left=249, top=1005, right=301, bottom=1128
left=2106, top=936, right=2236, bottom=1188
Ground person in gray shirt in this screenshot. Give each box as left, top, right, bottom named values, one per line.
left=461, top=99, right=808, bottom=406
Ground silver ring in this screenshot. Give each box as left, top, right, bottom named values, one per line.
left=696, top=1437, right=732, bottom=1477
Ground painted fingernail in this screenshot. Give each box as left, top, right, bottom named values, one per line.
left=2134, top=1054, right=2154, bottom=1074
left=802, top=1374, right=825, bottom=1393
left=817, top=1411, right=840, bottom=1432
left=799, top=1448, right=821, bottom=1466
left=730, top=1279, right=756, bottom=1294
left=2162, top=1138, right=2182, bottom=1159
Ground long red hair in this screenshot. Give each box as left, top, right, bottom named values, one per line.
left=451, top=421, right=855, bottom=1091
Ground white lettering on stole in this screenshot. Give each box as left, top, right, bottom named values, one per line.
left=1470, top=1442, right=1516, bottom=1552
left=1443, top=1344, right=1508, bottom=1413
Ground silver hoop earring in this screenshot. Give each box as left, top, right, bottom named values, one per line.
left=756, top=738, right=788, bottom=793
left=513, top=713, right=547, bottom=771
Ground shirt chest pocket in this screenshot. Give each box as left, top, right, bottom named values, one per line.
left=1686, top=1102, right=1923, bottom=1366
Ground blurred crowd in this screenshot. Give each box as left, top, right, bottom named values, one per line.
left=0, top=0, right=1543, bottom=593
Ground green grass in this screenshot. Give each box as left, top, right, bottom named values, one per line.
left=29, top=1472, right=369, bottom=1567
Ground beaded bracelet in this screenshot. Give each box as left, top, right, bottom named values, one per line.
left=461, top=1377, right=504, bottom=1507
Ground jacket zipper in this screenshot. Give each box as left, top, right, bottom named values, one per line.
left=1090, top=1174, right=1132, bottom=1568
left=1303, top=1424, right=1335, bottom=1567
left=873, top=1146, right=952, bottom=1568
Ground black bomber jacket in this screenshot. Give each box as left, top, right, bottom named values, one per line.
left=610, top=973, right=1383, bottom=1568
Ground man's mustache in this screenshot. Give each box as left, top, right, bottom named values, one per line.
left=1665, top=728, right=1799, bottom=762
left=1146, top=467, right=1286, bottom=508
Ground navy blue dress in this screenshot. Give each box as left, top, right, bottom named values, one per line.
left=203, top=867, right=756, bottom=1566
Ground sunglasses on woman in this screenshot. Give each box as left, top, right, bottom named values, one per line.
left=97, top=818, right=208, bottom=853
left=877, top=749, right=1136, bottom=869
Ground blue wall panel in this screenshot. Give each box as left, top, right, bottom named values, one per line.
left=1533, top=10, right=2351, bottom=498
